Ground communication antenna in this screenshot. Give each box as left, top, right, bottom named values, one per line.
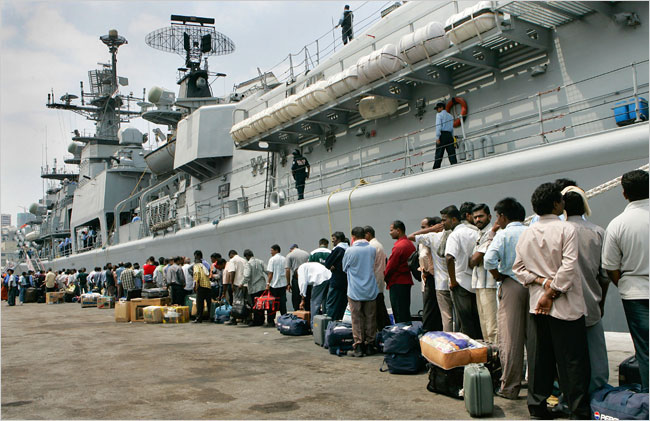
left=145, top=15, right=235, bottom=72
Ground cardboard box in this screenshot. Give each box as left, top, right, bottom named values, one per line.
left=129, top=297, right=171, bottom=322
left=163, top=306, right=190, bottom=323
left=97, top=296, right=115, bottom=309
left=143, top=306, right=166, bottom=323
left=80, top=293, right=101, bottom=308
left=292, top=310, right=311, bottom=324
left=420, top=332, right=487, bottom=370
left=46, top=291, right=65, bottom=304
left=115, top=300, right=131, bottom=322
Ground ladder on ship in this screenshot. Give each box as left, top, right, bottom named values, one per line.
left=21, top=246, right=45, bottom=272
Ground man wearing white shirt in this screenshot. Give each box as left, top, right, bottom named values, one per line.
left=365, top=225, right=390, bottom=330
left=602, top=169, right=649, bottom=391
left=297, top=261, right=332, bottom=324
left=442, top=205, right=482, bottom=339
left=267, top=244, right=288, bottom=317
left=182, top=257, right=195, bottom=299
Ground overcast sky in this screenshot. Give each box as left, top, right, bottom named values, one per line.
left=0, top=0, right=389, bottom=223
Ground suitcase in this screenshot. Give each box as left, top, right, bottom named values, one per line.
left=463, top=363, right=494, bottom=417
left=426, top=363, right=464, bottom=399
left=292, top=310, right=311, bottom=324
left=324, top=321, right=354, bottom=354
left=381, top=351, right=426, bottom=375
left=142, top=288, right=168, bottom=298
left=591, top=384, right=649, bottom=420
left=313, top=314, right=332, bottom=346
left=619, top=356, right=643, bottom=386
left=24, top=287, right=38, bottom=303
left=276, top=313, right=310, bottom=336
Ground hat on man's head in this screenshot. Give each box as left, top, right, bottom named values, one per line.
left=290, top=244, right=298, bottom=250
left=292, top=149, right=300, bottom=156
left=435, top=102, right=445, bottom=109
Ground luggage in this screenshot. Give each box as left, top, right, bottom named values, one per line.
left=47, top=291, right=65, bottom=304
left=231, top=288, right=251, bottom=320
left=214, top=314, right=230, bottom=324
left=80, top=292, right=101, bottom=307
left=115, top=300, right=131, bottom=322
left=420, top=331, right=488, bottom=369
left=142, top=288, right=168, bottom=298
left=97, top=296, right=115, bottom=309
left=214, top=301, right=232, bottom=319
left=382, top=322, right=423, bottom=354
left=619, top=355, right=643, bottom=386
left=426, top=363, right=464, bottom=399
left=313, top=314, right=332, bottom=346
left=163, top=306, right=189, bottom=323
left=324, top=321, right=354, bottom=355
left=143, top=306, right=166, bottom=323
left=463, top=364, right=494, bottom=417
left=292, top=310, right=311, bottom=324
left=591, top=384, right=649, bottom=420
left=24, top=287, right=38, bottom=303
left=380, top=351, right=426, bottom=375
left=129, top=297, right=171, bottom=322
left=253, top=290, right=279, bottom=312
left=342, top=304, right=352, bottom=324
left=277, top=313, right=310, bottom=336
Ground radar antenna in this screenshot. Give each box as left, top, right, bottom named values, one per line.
left=145, top=15, right=235, bottom=72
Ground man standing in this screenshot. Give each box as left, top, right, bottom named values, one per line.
left=564, top=189, right=609, bottom=394
left=432, top=102, right=456, bottom=169
left=602, top=169, right=649, bottom=391
left=182, top=257, right=194, bottom=301
left=384, top=220, right=415, bottom=323
left=267, top=244, right=288, bottom=319
left=336, top=4, right=354, bottom=45
left=45, top=268, right=57, bottom=293
left=192, top=250, right=212, bottom=324
left=442, top=205, right=482, bottom=339
left=309, top=239, right=331, bottom=265
left=104, top=263, right=116, bottom=298
left=77, top=267, right=88, bottom=294
left=365, top=225, right=391, bottom=330
left=513, top=182, right=590, bottom=419
left=6, top=269, right=18, bottom=306
left=325, top=232, right=349, bottom=320
left=468, top=204, right=498, bottom=343
left=343, top=227, right=379, bottom=357
left=244, top=249, right=270, bottom=327
left=120, top=262, right=141, bottom=301
left=167, top=257, right=185, bottom=305
left=297, top=262, right=332, bottom=323
left=285, top=244, right=310, bottom=311
left=291, top=149, right=310, bottom=200
left=484, top=197, right=528, bottom=400
left=225, top=250, right=247, bottom=324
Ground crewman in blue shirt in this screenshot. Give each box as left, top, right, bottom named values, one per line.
left=433, top=102, right=457, bottom=169
left=335, top=5, right=354, bottom=45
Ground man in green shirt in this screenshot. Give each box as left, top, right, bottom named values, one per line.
left=309, top=238, right=331, bottom=265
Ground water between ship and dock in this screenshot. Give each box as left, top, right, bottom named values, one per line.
left=1, top=303, right=635, bottom=420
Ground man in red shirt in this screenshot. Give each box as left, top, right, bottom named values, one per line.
left=142, top=256, right=157, bottom=289
left=384, top=220, right=416, bottom=323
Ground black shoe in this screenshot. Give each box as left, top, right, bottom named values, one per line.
left=192, top=319, right=202, bottom=324
left=246, top=321, right=256, bottom=327
left=350, top=346, right=364, bottom=358
left=365, top=344, right=378, bottom=356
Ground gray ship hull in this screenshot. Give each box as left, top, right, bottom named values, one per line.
left=44, top=122, right=649, bottom=333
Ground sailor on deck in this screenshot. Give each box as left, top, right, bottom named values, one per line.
left=336, top=5, right=354, bottom=45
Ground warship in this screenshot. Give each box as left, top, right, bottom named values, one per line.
left=13, top=1, right=649, bottom=332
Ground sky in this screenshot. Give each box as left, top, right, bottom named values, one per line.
left=0, top=0, right=389, bottom=223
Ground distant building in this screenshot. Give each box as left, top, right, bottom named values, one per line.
left=17, top=212, right=36, bottom=227
left=1, top=214, right=10, bottom=227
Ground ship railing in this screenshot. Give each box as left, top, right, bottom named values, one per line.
left=260, top=1, right=397, bottom=85
left=188, top=60, right=649, bottom=220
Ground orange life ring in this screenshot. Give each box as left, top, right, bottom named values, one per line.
left=445, top=97, right=468, bottom=128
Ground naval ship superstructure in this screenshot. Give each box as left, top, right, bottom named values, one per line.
left=19, top=1, right=649, bottom=331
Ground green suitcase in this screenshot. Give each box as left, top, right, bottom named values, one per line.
left=463, top=363, right=494, bottom=417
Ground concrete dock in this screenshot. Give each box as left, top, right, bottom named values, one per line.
left=1, top=302, right=635, bottom=419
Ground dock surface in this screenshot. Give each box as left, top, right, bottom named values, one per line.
left=1, top=303, right=634, bottom=419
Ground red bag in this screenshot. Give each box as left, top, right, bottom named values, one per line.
left=254, top=290, right=279, bottom=312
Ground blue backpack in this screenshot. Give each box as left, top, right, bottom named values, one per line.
left=591, top=384, right=649, bottom=420
left=277, top=314, right=310, bottom=336
left=381, top=321, right=423, bottom=354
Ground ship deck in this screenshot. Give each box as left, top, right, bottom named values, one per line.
left=1, top=302, right=635, bottom=419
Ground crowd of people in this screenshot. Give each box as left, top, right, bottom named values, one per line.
left=3, top=169, right=647, bottom=419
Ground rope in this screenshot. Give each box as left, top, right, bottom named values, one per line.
left=523, top=163, right=650, bottom=224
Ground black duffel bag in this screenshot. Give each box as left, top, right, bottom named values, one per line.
left=426, top=363, right=464, bottom=399
left=276, top=314, right=310, bottom=336
left=231, top=287, right=250, bottom=320
left=382, top=321, right=423, bottom=354
left=380, top=351, right=426, bottom=375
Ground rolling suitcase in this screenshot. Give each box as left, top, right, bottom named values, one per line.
left=463, top=364, right=494, bottom=417
left=24, top=287, right=38, bottom=303
left=619, top=356, right=643, bottom=386
left=313, top=314, right=332, bottom=346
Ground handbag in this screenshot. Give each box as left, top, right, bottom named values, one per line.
left=253, top=290, right=279, bottom=312
left=231, top=288, right=250, bottom=319
left=591, top=384, right=649, bottom=420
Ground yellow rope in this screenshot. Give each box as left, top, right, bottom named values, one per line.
left=327, top=188, right=342, bottom=240
left=348, top=179, right=368, bottom=235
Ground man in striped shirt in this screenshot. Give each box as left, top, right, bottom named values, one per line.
left=120, top=262, right=140, bottom=300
